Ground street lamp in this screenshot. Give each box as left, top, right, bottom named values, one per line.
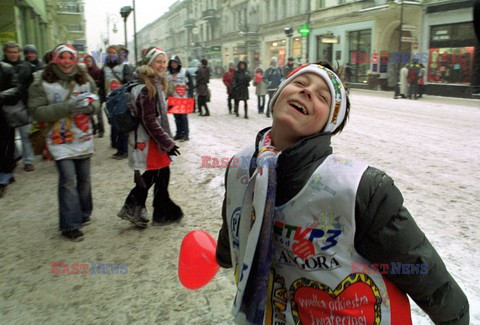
left=120, top=6, right=133, bottom=47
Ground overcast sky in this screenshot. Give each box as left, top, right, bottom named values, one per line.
left=84, top=0, right=178, bottom=51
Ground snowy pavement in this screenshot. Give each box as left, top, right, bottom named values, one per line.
left=0, top=79, right=478, bottom=324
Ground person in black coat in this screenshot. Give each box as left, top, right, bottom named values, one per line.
left=232, top=61, right=251, bottom=119
left=0, top=61, right=21, bottom=197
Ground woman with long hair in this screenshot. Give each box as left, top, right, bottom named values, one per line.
left=117, top=47, right=183, bottom=227
left=28, top=44, right=100, bottom=241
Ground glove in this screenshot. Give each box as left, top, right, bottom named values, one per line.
left=168, top=145, right=180, bottom=157
left=134, top=170, right=146, bottom=189
left=66, top=93, right=98, bottom=115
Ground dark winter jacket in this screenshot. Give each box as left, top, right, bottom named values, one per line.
left=216, top=127, right=469, bottom=325
left=2, top=58, right=34, bottom=105
left=263, top=65, right=284, bottom=91
left=85, top=56, right=101, bottom=89
left=232, top=61, right=251, bottom=101
left=283, top=63, right=295, bottom=78
left=0, top=62, right=21, bottom=174
left=136, top=86, right=175, bottom=152
left=27, top=59, right=44, bottom=72
left=195, top=65, right=210, bottom=97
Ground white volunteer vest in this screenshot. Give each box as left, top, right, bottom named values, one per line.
left=104, top=64, right=124, bottom=95
left=167, top=68, right=188, bottom=98
left=226, top=145, right=398, bottom=325
left=42, top=81, right=94, bottom=161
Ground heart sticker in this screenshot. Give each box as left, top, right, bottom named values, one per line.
left=175, top=85, right=186, bottom=97
left=74, top=114, right=90, bottom=132
left=290, top=274, right=382, bottom=325
left=136, top=142, right=146, bottom=151
left=292, top=240, right=315, bottom=260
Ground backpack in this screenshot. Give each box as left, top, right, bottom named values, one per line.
left=408, top=67, right=418, bottom=83
left=105, top=81, right=140, bottom=133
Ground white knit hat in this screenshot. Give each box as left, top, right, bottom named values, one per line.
left=269, top=64, right=347, bottom=133
left=144, top=47, right=166, bottom=66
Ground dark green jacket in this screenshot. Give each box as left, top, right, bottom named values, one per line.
left=216, top=127, right=469, bottom=325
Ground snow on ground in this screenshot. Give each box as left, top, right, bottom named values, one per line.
left=1, top=79, right=478, bottom=324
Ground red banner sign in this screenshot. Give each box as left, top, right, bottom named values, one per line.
left=167, top=97, right=195, bottom=114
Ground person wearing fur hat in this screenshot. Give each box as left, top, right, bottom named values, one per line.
left=28, top=44, right=101, bottom=241
left=215, top=62, right=469, bottom=324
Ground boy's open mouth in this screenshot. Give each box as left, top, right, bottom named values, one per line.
left=289, top=101, right=308, bottom=115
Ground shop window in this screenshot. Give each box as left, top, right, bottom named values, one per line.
left=427, top=47, right=474, bottom=84
left=348, top=29, right=371, bottom=83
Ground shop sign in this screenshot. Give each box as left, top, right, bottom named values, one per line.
left=401, top=36, right=417, bottom=43
left=401, top=24, right=417, bottom=31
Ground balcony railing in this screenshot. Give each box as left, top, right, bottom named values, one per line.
left=184, top=19, right=195, bottom=29
left=202, top=9, right=217, bottom=20
left=57, top=2, right=81, bottom=14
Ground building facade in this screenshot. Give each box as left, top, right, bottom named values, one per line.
left=0, top=0, right=86, bottom=57
left=134, top=0, right=478, bottom=97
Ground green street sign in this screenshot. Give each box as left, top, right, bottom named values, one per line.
left=299, top=24, right=311, bottom=37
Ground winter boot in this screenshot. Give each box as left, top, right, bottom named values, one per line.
left=244, top=104, right=248, bottom=119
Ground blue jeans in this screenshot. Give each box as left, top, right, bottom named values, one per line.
left=18, top=124, right=34, bottom=164
left=0, top=172, right=13, bottom=185
left=55, top=158, right=92, bottom=231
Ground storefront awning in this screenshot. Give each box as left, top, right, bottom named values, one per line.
left=21, top=0, right=47, bottom=23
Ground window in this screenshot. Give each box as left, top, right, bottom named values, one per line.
left=57, top=2, right=80, bottom=13
left=67, top=24, right=83, bottom=32
left=427, top=47, right=475, bottom=84
left=317, top=0, right=325, bottom=9
left=348, top=29, right=372, bottom=83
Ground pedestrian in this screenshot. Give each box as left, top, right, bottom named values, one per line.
left=99, top=45, right=134, bottom=159
left=0, top=57, right=21, bottom=197
left=23, top=44, right=44, bottom=72
left=283, top=56, right=296, bottom=77
left=399, top=64, right=409, bottom=99
left=417, top=63, right=427, bottom=98
left=167, top=55, right=193, bottom=140
left=195, top=58, right=211, bottom=117
left=222, top=61, right=235, bottom=114
left=253, top=67, right=267, bottom=114
left=263, top=56, right=284, bottom=117
left=117, top=47, right=183, bottom=227
left=3, top=41, right=35, bottom=172
left=84, top=54, right=103, bottom=137
left=28, top=44, right=100, bottom=241
left=407, top=61, right=419, bottom=99
left=215, top=62, right=469, bottom=324
left=232, top=61, right=251, bottom=119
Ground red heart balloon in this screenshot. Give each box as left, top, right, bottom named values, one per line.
left=178, top=230, right=219, bottom=290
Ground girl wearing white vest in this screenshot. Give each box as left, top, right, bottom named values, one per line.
left=215, top=62, right=469, bottom=324
left=117, top=47, right=183, bottom=227
left=28, top=44, right=100, bottom=241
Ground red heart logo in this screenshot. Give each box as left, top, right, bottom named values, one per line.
left=175, top=85, right=186, bottom=97
left=74, top=114, right=90, bottom=132
left=136, top=142, right=146, bottom=151
left=292, top=240, right=315, bottom=259
left=290, top=274, right=380, bottom=325
left=110, top=80, right=122, bottom=91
